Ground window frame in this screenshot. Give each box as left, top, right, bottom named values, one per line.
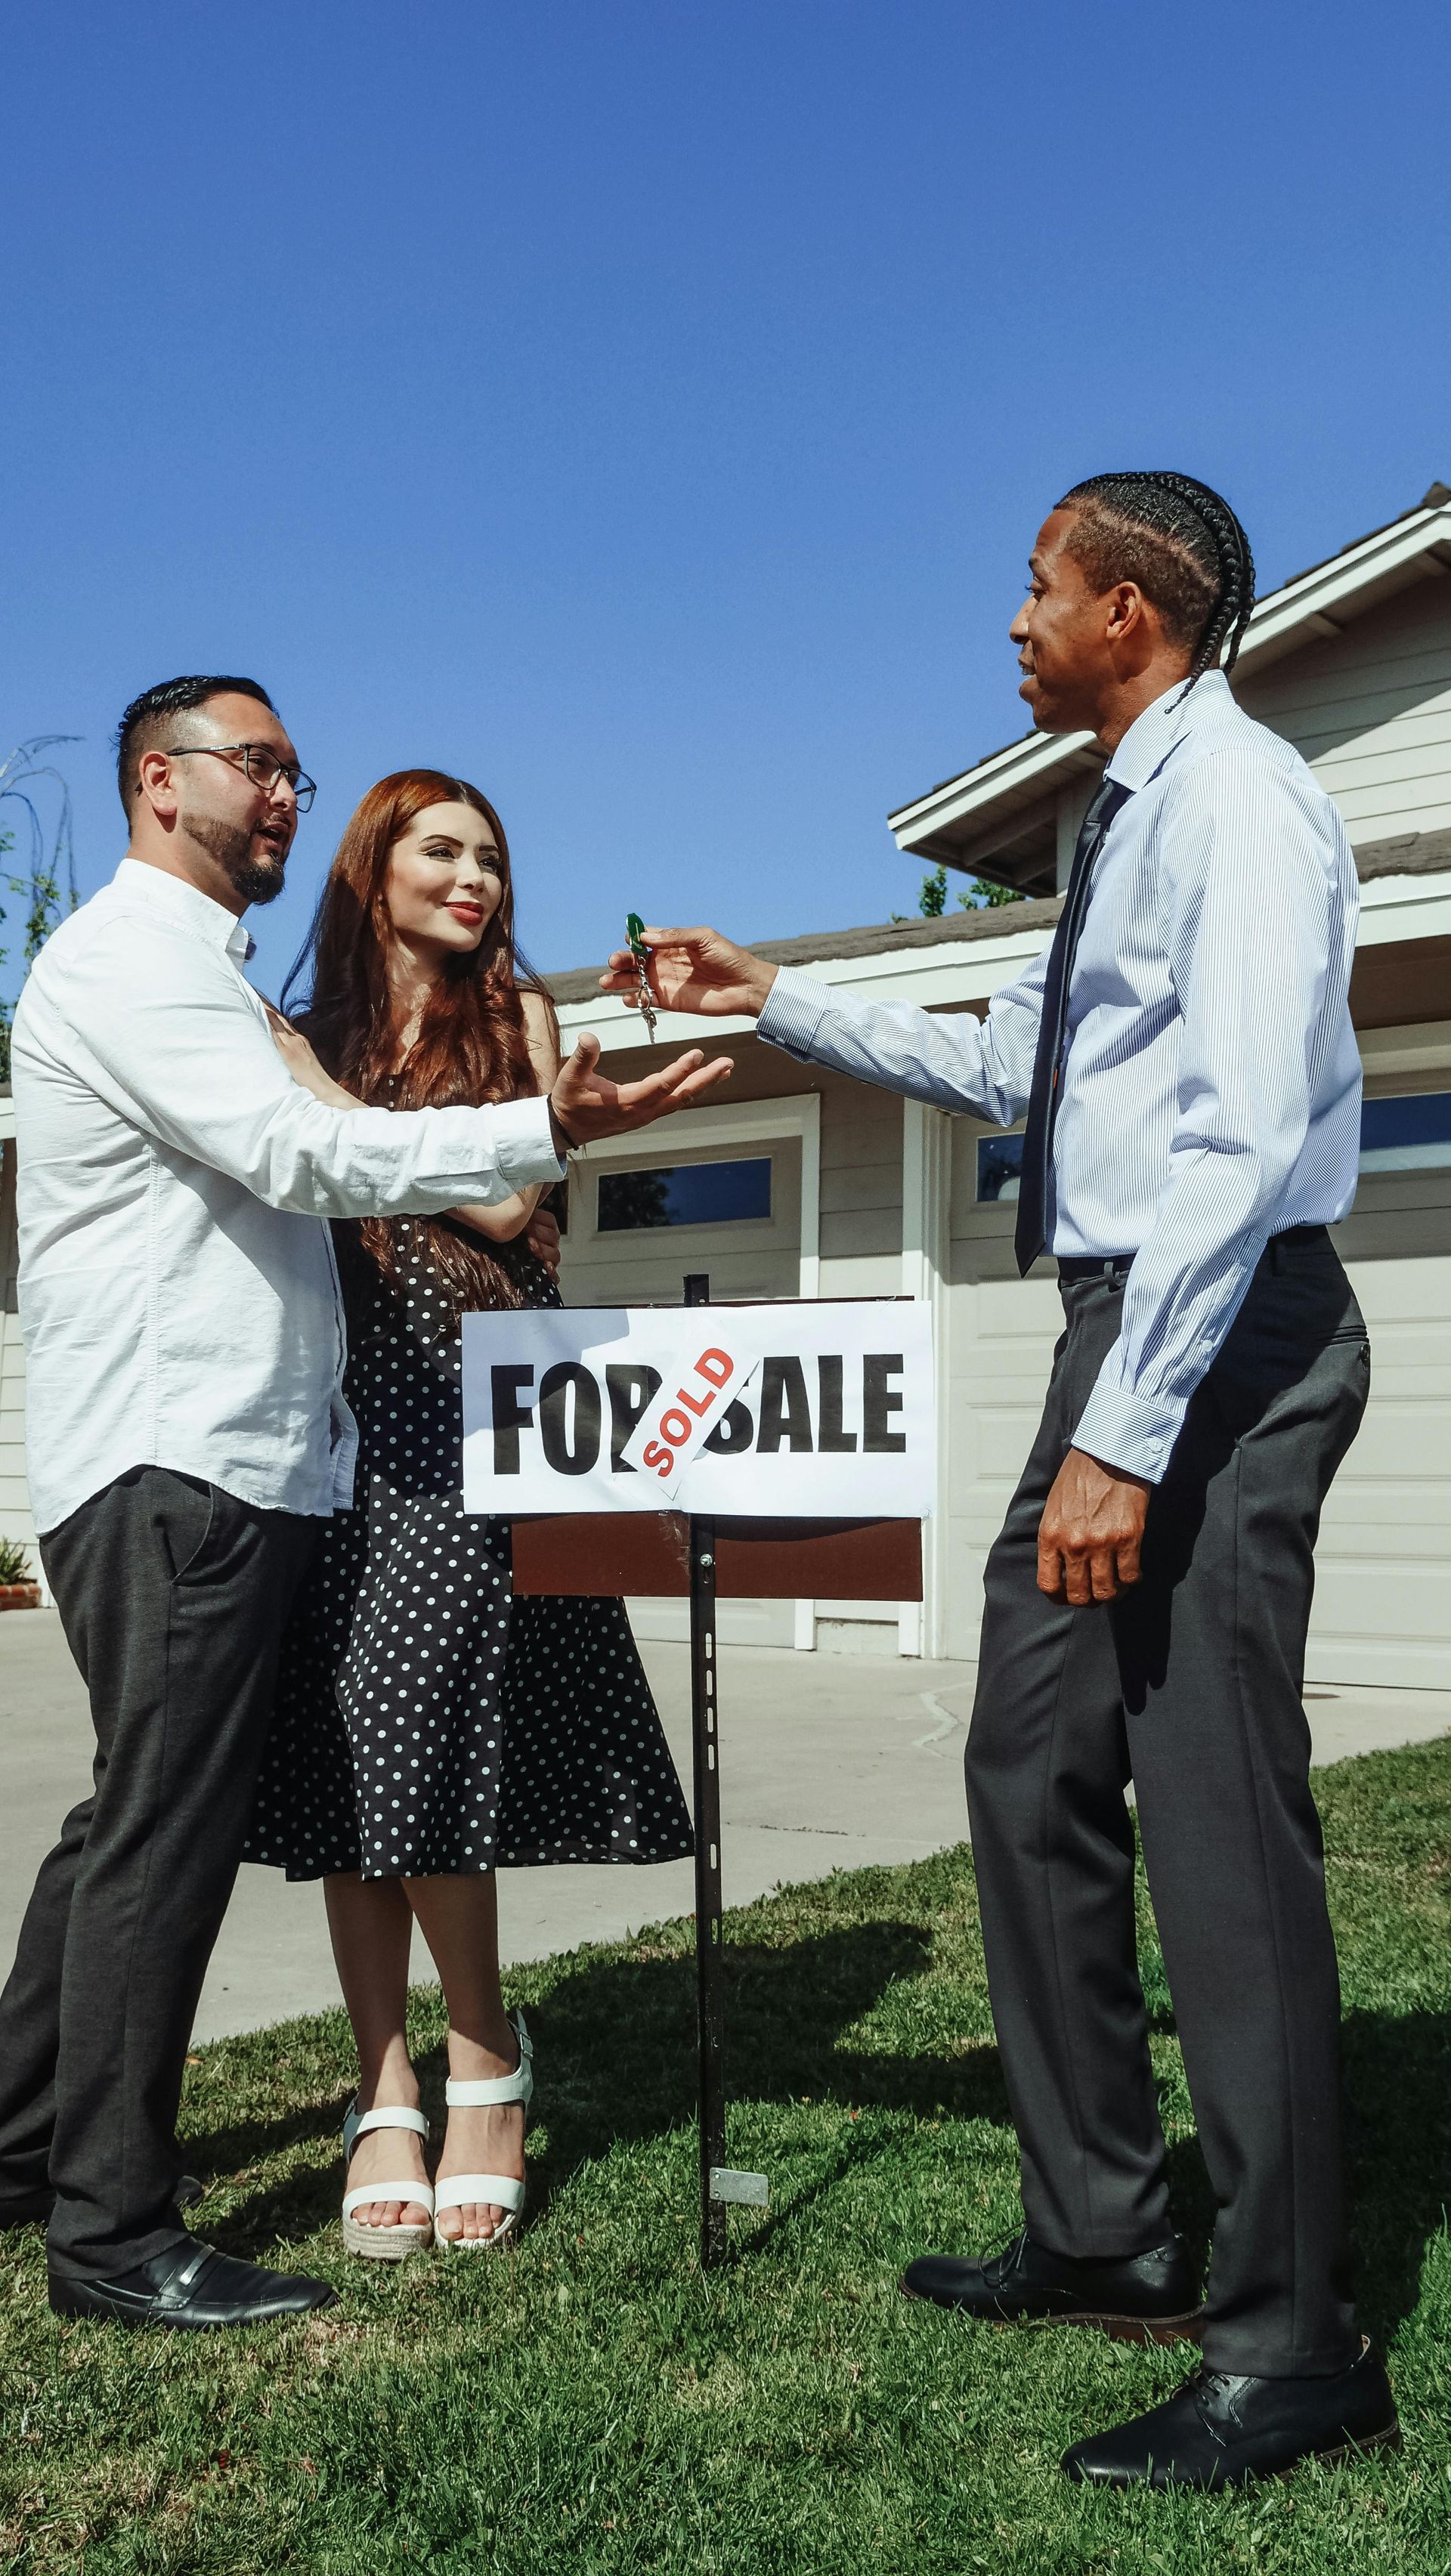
left=594, top=1152, right=775, bottom=1235
left=568, top=1095, right=822, bottom=1297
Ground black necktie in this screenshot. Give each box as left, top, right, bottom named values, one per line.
left=1013, top=777, right=1131, bottom=1277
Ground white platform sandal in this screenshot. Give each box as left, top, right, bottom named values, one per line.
left=433, top=2012, right=534, bottom=2250
left=340, top=2098, right=435, bottom=2260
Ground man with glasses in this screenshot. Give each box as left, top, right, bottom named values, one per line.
left=0, top=673, right=732, bottom=2329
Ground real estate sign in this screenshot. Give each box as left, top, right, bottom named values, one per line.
left=461, top=1303, right=935, bottom=1519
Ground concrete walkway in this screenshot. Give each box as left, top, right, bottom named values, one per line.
left=2, top=1607, right=1446, bottom=2042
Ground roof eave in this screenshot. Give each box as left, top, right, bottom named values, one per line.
left=891, top=499, right=1451, bottom=864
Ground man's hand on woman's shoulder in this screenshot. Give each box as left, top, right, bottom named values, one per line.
left=264, top=1007, right=359, bottom=1111
left=598, top=926, right=779, bottom=1023
left=524, top=1205, right=562, bottom=1274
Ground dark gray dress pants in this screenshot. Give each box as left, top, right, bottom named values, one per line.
left=0, top=1467, right=317, bottom=2276
left=965, top=1228, right=1369, bottom=2376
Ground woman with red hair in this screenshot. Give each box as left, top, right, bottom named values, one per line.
left=247, top=772, right=691, bottom=2256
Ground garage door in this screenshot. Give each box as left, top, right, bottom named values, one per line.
left=1309, top=1245, right=1451, bottom=1690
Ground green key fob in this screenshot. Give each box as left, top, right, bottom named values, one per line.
left=625, top=914, right=658, bottom=1041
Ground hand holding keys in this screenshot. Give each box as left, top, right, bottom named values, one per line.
left=626, top=913, right=659, bottom=1043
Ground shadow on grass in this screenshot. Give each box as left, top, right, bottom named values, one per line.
left=196, top=1901, right=1450, bottom=2355
left=204, top=1921, right=968, bottom=2254
left=1344, top=2008, right=1451, bottom=2348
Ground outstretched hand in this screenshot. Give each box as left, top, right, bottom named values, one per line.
left=599, top=926, right=778, bottom=1022
left=549, top=1031, right=734, bottom=1149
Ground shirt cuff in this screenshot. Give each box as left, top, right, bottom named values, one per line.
left=1071, top=1376, right=1185, bottom=1486
left=491, top=1093, right=567, bottom=1191
left=756, top=964, right=831, bottom=1059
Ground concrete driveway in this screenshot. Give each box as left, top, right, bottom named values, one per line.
left=2, top=1607, right=1446, bottom=2042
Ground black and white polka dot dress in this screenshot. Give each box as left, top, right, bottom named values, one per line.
left=247, top=1220, right=693, bottom=1882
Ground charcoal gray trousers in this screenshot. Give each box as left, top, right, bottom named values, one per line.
left=0, top=1467, right=317, bottom=2276
left=965, top=1227, right=1369, bottom=2376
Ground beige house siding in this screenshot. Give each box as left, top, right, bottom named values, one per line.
left=819, top=1072, right=902, bottom=1297
left=1234, top=578, right=1451, bottom=847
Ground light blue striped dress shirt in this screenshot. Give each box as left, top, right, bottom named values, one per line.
left=757, top=671, right=1363, bottom=1483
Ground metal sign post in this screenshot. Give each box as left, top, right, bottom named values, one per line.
left=687, top=1509, right=728, bottom=2264
left=684, top=1272, right=764, bottom=2265
left=500, top=1295, right=927, bottom=2272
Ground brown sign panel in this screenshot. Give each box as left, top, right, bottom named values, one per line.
left=511, top=1514, right=922, bottom=1600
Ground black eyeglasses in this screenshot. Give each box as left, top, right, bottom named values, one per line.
left=165, top=741, right=317, bottom=812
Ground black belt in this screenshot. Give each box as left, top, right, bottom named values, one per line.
left=1057, top=1224, right=1329, bottom=1287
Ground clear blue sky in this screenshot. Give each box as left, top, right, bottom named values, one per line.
left=4, top=0, right=1450, bottom=1003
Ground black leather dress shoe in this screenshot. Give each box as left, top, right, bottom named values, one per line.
left=901, top=2231, right=1202, bottom=2343
left=48, top=2239, right=337, bottom=2329
left=1063, top=2339, right=1400, bottom=2488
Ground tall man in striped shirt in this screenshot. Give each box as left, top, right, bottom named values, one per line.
left=600, top=474, right=1400, bottom=2488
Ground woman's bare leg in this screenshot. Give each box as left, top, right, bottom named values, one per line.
left=324, top=1872, right=431, bottom=2230
left=404, top=1874, right=524, bottom=2243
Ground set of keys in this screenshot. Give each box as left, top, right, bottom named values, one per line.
left=625, top=913, right=658, bottom=1043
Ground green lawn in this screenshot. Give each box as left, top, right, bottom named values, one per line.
left=2, top=1737, right=1449, bottom=2575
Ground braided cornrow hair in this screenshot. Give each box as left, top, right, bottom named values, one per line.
left=1057, top=470, right=1256, bottom=681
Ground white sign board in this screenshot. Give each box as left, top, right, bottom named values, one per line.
left=461, top=1303, right=935, bottom=1519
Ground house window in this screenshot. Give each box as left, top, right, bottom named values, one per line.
left=976, top=1134, right=1025, bottom=1203
left=1360, top=1091, right=1451, bottom=1174
left=596, top=1156, right=773, bottom=1233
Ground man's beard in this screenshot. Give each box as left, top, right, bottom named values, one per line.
left=189, top=812, right=287, bottom=908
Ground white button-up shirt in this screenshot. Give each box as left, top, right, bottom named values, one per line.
left=12, top=858, right=564, bottom=1533
left=759, top=673, right=1363, bottom=1482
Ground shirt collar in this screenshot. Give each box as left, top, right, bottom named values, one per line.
left=1105, top=668, right=1233, bottom=795
left=114, top=857, right=256, bottom=963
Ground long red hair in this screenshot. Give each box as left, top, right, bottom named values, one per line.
left=283, top=768, right=556, bottom=1313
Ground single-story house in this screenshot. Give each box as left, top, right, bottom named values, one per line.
left=4, top=484, right=1450, bottom=1685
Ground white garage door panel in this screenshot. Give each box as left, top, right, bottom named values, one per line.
left=1335, top=1413, right=1451, bottom=1482
left=1350, top=1254, right=1451, bottom=1325
left=1361, top=1341, right=1451, bottom=1386
left=1305, top=1251, right=1451, bottom=1688
left=1305, top=1585, right=1451, bottom=1687
left=965, top=1409, right=1052, bottom=1482
left=1317, top=1493, right=1451, bottom=1552
left=1311, top=1558, right=1451, bottom=1634
left=939, top=1265, right=1062, bottom=1658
